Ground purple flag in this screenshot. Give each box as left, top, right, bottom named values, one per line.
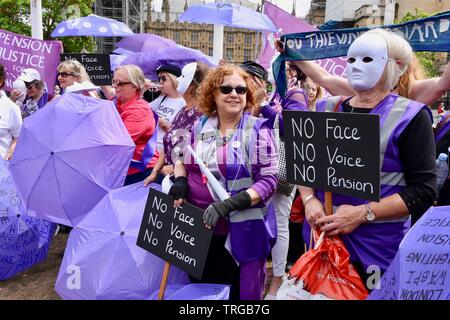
left=368, top=206, right=450, bottom=300
left=257, top=2, right=346, bottom=78
left=0, top=29, right=63, bottom=95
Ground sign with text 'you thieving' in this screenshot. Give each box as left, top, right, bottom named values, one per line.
left=136, top=188, right=212, bottom=279
left=283, top=111, right=380, bottom=201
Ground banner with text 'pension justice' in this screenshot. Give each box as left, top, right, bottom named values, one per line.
left=0, top=29, right=63, bottom=95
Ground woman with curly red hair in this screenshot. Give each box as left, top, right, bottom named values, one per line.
left=168, top=64, right=278, bottom=300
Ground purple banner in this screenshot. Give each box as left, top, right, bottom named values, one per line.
left=0, top=29, right=63, bottom=95
left=368, top=206, right=450, bottom=300
left=257, top=2, right=346, bottom=78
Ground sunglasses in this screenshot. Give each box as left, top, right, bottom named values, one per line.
left=57, top=71, right=76, bottom=78
left=219, top=85, right=247, bottom=95
left=158, top=75, right=167, bottom=83
left=25, top=81, right=36, bottom=89
left=112, top=79, right=132, bottom=87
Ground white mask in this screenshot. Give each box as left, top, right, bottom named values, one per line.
left=346, top=33, right=389, bottom=91
left=176, top=62, right=197, bottom=95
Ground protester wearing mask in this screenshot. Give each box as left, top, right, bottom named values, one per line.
left=150, top=64, right=186, bottom=152
left=143, top=62, right=209, bottom=187
left=300, top=29, right=436, bottom=284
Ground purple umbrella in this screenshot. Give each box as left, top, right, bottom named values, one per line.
left=0, top=159, right=56, bottom=280
left=122, top=45, right=217, bottom=80
left=149, top=283, right=230, bottom=300
left=55, top=183, right=189, bottom=300
left=368, top=206, right=450, bottom=300
left=9, top=93, right=135, bottom=227
left=115, top=33, right=177, bottom=53
left=51, top=14, right=134, bottom=37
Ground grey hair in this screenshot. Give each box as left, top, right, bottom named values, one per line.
left=115, top=64, right=146, bottom=93
left=364, top=28, right=413, bottom=91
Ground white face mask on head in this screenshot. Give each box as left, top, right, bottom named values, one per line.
left=176, top=62, right=197, bottom=95
left=346, top=33, right=389, bottom=91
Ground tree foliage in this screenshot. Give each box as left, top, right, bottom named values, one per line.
left=0, top=0, right=96, bottom=53
left=397, top=9, right=441, bottom=78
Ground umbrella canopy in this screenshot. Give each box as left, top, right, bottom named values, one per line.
left=55, top=183, right=189, bottom=300
left=51, top=14, right=134, bottom=37
left=9, top=93, right=135, bottom=227
left=179, top=2, right=277, bottom=32
left=149, top=283, right=230, bottom=300
left=368, top=206, right=450, bottom=300
left=115, top=33, right=177, bottom=53
left=0, top=159, right=56, bottom=280
left=122, top=44, right=217, bottom=80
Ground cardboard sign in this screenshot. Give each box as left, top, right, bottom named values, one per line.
left=60, top=53, right=112, bottom=85
left=283, top=111, right=380, bottom=201
left=136, top=188, right=212, bottom=279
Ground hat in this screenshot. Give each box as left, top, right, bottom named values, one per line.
left=155, top=64, right=182, bottom=77
left=240, top=61, right=267, bottom=81
left=17, top=68, right=41, bottom=82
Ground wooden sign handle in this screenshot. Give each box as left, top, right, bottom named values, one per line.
left=324, top=191, right=333, bottom=216
left=158, top=262, right=171, bottom=300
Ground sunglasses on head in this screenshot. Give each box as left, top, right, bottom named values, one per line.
left=112, top=79, right=132, bottom=87
left=57, top=71, right=76, bottom=78
left=158, top=75, right=167, bottom=83
left=219, top=85, right=247, bottom=95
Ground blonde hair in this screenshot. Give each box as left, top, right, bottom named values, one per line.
left=365, top=28, right=413, bottom=91
left=397, top=53, right=426, bottom=98
left=57, top=59, right=90, bottom=82
left=115, top=64, right=146, bottom=94
left=197, top=64, right=257, bottom=117
left=159, top=72, right=178, bottom=90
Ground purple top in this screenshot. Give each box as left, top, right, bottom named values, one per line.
left=163, top=106, right=202, bottom=165
left=261, top=89, right=307, bottom=136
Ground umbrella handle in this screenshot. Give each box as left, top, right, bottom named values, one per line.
left=158, top=262, right=171, bottom=300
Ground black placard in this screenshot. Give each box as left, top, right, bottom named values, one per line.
left=136, top=188, right=212, bottom=279
left=60, top=53, right=112, bottom=85
left=283, top=111, right=380, bottom=201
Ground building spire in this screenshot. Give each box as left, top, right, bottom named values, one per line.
left=292, top=0, right=296, bottom=16
left=162, top=0, right=170, bottom=24
left=184, top=0, right=189, bottom=11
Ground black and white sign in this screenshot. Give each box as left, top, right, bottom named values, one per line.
left=60, top=53, right=112, bottom=85
left=283, top=111, right=380, bottom=201
left=136, top=188, right=212, bottom=279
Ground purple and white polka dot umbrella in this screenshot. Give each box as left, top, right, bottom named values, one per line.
left=51, top=14, right=134, bottom=37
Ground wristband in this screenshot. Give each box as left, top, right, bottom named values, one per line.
left=303, top=194, right=316, bottom=205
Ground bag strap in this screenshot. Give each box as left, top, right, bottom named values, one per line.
left=333, top=96, right=347, bottom=112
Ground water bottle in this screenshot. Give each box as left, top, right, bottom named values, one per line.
left=436, top=153, right=449, bottom=195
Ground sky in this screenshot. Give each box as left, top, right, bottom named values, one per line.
left=152, top=0, right=312, bottom=18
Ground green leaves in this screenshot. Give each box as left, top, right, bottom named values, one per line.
left=0, top=0, right=96, bottom=53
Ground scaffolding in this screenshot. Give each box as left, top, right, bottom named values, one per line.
left=94, top=0, right=145, bottom=53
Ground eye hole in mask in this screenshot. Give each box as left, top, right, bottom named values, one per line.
left=347, top=57, right=356, bottom=64
left=362, top=57, right=374, bottom=63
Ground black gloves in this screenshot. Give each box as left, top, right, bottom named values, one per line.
left=203, top=191, right=252, bottom=227
left=168, top=176, right=189, bottom=200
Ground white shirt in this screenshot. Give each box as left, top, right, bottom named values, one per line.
left=150, top=95, right=185, bottom=150
left=0, top=90, right=22, bottom=158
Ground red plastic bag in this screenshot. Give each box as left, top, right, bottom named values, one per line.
left=288, top=231, right=368, bottom=300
